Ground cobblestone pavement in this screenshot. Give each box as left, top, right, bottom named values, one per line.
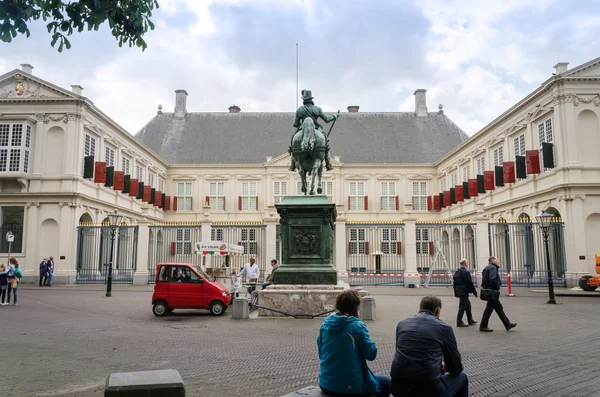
left=3, top=285, right=600, bottom=397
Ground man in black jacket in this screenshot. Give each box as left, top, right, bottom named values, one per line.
left=480, top=256, right=517, bottom=332
left=453, top=258, right=477, bottom=327
left=391, top=295, right=469, bottom=397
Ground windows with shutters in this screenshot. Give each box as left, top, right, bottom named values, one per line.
left=240, top=182, right=257, bottom=210
left=240, top=228, right=257, bottom=255
left=136, top=165, right=143, bottom=181
left=513, top=134, right=526, bottom=157
left=211, top=228, right=224, bottom=241
left=476, top=156, right=486, bottom=175
left=274, top=181, right=287, bottom=204
left=450, top=173, right=457, bottom=188
left=349, top=182, right=366, bottom=210
left=0, top=123, right=31, bottom=173
left=84, top=133, right=96, bottom=157
left=121, top=156, right=130, bottom=175
left=209, top=182, right=225, bottom=210
left=297, top=180, right=333, bottom=202
left=176, top=182, right=193, bottom=211
left=349, top=228, right=367, bottom=255
left=462, top=165, right=470, bottom=182
left=416, top=228, right=430, bottom=255
left=175, top=229, right=192, bottom=254
left=381, top=182, right=397, bottom=210
left=440, top=178, right=446, bottom=192
left=158, top=178, right=164, bottom=192
left=411, top=181, right=427, bottom=211
left=381, top=228, right=399, bottom=254
left=493, top=146, right=504, bottom=167
left=148, top=173, right=154, bottom=188
left=105, top=145, right=115, bottom=167
left=538, top=118, right=553, bottom=146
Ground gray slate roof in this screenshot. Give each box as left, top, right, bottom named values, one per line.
left=135, top=112, right=468, bottom=165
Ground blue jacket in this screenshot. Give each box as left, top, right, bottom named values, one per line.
left=39, top=261, right=49, bottom=276
left=482, top=263, right=502, bottom=290
left=317, top=314, right=380, bottom=395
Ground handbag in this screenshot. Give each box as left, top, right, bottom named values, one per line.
left=480, top=288, right=499, bottom=301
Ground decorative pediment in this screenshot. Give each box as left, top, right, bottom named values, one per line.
left=172, top=175, right=197, bottom=181
left=407, top=174, right=432, bottom=180
left=0, top=71, right=77, bottom=100
left=376, top=174, right=400, bottom=180
left=506, top=123, right=527, bottom=136
left=344, top=174, right=369, bottom=180
left=265, top=153, right=291, bottom=167
left=204, top=175, right=229, bottom=181
left=104, top=136, right=120, bottom=147
left=237, top=174, right=262, bottom=181
left=271, top=174, right=289, bottom=180
left=122, top=148, right=136, bottom=157
left=564, top=58, right=600, bottom=77
left=527, top=106, right=553, bottom=123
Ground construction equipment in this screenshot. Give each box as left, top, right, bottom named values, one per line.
left=578, top=250, right=600, bottom=292
left=423, top=240, right=453, bottom=288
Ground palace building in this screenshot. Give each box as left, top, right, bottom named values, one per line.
left=0, top=57, right=599, bottom=287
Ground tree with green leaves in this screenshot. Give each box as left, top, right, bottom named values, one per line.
left=0, top=0, right=160, bottom=52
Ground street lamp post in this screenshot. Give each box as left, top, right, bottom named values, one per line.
left=536, top=211, right=557, bottom=304
left=106, top=209, right=123, bottom=298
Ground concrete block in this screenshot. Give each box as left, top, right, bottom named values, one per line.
left=104, top=369, right=184, bottom=397
left=280, top=386, right=326, bottom=396
left=133, top=273, right=149, bottom=285
left=232, top=297, right=249, bottom=319
left=404, top=274, right=421, bottom=288
left=359, top=296, right=376, bottom=321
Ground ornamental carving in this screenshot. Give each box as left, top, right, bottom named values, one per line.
left=573, top=94, right=600, bottom=107
left=292, top=229, right=319, bottom=256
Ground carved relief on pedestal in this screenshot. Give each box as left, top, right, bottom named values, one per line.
left=291, top=228, right=320, bottom=256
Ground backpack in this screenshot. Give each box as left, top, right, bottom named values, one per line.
left=14, top=268, right=22, bottom=278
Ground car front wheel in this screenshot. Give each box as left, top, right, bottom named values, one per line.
left=210, top=301, right=225, bottom=316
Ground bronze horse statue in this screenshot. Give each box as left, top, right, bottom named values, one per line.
left=290, top=117, right=328, bottom=195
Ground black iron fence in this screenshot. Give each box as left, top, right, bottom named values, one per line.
left=0, top=224, right=24, bottom=253
left=415, top=222, right=477, bottom=274
left=76, top=224, right=138, bottom=284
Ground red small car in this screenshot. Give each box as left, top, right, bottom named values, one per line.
left=152, top=263, right=231, bottom=317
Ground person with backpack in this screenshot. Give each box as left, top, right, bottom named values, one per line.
left=6, top=257, right=21, bottom=305
left=453, top=258, right=478, bottom=328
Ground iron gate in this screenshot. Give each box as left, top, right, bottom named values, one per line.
left=76, top=225, right=138, bottom=284
left=147, top=224, right=202, bottom=283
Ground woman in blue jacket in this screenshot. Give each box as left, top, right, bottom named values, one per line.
left=317, top=290, right=390, bottom=397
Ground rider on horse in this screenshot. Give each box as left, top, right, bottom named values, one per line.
left=289, top=89, right=339, bottom=172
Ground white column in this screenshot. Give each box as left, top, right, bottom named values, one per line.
left=335, top=214, right=347, bottom=273
left=563, top=198, right=587, bottom=276
left=402, top=218, right=419, bottom=287
left=134, top=219, right=150, bottom=285
left=59, top=203, right=78, bottom=283
left=201, top=218, right=213, bottom=268
left=265, top=218, right=277, bottom=265
left=23, top=203, right=39, bottom=279
left=475, top=218, right=490, bottom=272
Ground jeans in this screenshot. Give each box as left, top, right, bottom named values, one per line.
left=456, top=295, right=474, bottom=324
left=480, top=296, right=510, bottom=329
left=47, top=270, right=54, bottom=285
left=261, top=281, right=271, bottom=289
left=391, top=373, right=468, bottom=397
left=0, top=288, right=6, bottom=303
left=7, top=283, right=17, bottom=304
left=321, top=374, right=391, bottom=397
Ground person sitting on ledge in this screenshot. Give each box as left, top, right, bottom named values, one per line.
left=317, top=290, right=390, bottom=397
left=390, top=295, right=468, bottom=397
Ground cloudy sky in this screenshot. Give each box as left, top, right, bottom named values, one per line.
left=1, top=0, right=599, bottom=135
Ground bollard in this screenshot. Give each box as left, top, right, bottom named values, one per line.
left=359, top=296, right=376, bottom=321
left=507, top=272, right=515, bottom=297
left=232, top=297, right=249, bottom=319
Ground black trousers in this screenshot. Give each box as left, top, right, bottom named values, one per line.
left=456, top=295, right=473, bottom=324
left=480, top=296, right=510, bottom=329
left=40, top=275, right=48, bottom=286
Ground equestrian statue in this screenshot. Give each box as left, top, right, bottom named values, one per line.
left=289, top=89, right=340, bottom=195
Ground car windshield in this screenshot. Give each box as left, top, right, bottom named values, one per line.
left=194, top=265, right=213, bottom=282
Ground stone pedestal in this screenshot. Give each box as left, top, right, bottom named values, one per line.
left=275, top=195, right=337, bottom=285
left=258, top=285, right=347, bottom=317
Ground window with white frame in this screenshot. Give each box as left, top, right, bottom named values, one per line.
left=462, top=165, right=470, bottom=182
left=513, top=134, right=526, bottom=157
left=476, top=156, right=486, bottom=175
left=381, top=182, right=396, bottom=210
left=349, top=182, right=365, bottom=210
left=211, top=228, right=224, bottom=241
left=121, top=156, right=130, bottom=175
left=241, top=182, right=257, bottom=210
left=240, top=228, right=257, bottom=255
left=349, top=228, right=366, bottom=255
left=84, top=133, right=96, bottom=157
left=297, top=180, right=333, bottom=202
left=148, top=173, right=154, bottom=188
left=274, top=181, right=288, bottom=204
left=416, top=228, right=430, bottom=255
left=105, top=146, right=115, bottom=167
left=136, top=165, right=143, bottom=181
left=158, top=178, right=164, bottom=192
left=440, top=178, right=446, bottom=192
left=176, top=182, right=192, bottom=211
left=493, top=146, right=504, bottom=167
left=209, top=182, right=225, bottom=210
left=381, top=228, right=398, bottom=254
left=450, top=173, right=457, bottom=188
left=0, top=123, right=31, bottom=173
left=538, top=118, right=553, bottom=146
left=411, top=181, right=427, bottom=211
left=175, top=229, right=192, bottom=254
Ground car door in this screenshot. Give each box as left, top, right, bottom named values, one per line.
left=169, top=266, right=203, bottom=309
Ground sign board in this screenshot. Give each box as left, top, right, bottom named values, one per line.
left=6, top=232, right=14, bottom=243
left=194, top=241, right=244, bottom=254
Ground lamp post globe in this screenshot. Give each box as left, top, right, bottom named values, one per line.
left=536, top=211, right=557, bottom=304
left=106, top=209, right=123, bottom=298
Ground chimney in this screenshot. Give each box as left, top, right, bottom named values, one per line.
left=347, top=105, right=359, bottom=113
left=174, top=89, right=188, bottom=118
left=228, top=105, right=241, bottom=113
left=71, top=85, right=84, bottom=95
left=414, top=89, right=428, bottom=117
left=21, top=64, right=34, bottom=74
left=554, top=62, right=569, bottom=75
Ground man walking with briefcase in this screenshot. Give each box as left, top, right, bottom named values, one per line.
left=479, top=256, right=517, bottom=332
